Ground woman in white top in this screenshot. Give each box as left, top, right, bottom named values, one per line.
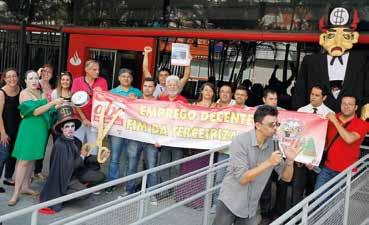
left=51, top=71, right=73, bottom=101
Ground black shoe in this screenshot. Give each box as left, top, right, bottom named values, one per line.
left=156, top=189, right=174, bottom=200
left=3, top=180, right=15, bottom=186
left=105, top=186, right=117, bottom=194
left=259, top=218, right=272, bottom=225
left=0, top=187, right=5, bottom=193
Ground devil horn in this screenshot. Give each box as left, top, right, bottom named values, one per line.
left=319, top=17, right=327, bottom=32
left=350, top=9, right=360, bottom=30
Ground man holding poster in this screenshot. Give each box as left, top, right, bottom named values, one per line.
left=142, top=46, right=192, bottom=98
left=314, top=95, right=367, bottom=190
left=292, top=84, right=333, bottom=206
left=124, top=77, right=159, bottom=204
left=158, top=75, right=188, bottom=184
left=213, top=105, right=301, bottom=225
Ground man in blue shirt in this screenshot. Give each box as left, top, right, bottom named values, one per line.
left=110, top=68, right=142, bottom=99
left=106, top=68, right=142, bottom=194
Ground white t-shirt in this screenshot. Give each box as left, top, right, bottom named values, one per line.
left=297, top=103, right=333, bottom=117
left=153, top=83, right=184, bottom=98
left=216, top=99, right=236, bottom=106
left=153, top=84, right=166, bottom=98
left=50, top=89, right=58, bottom=101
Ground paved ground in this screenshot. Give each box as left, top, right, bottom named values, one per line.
left=2, top=137, right=368, bottom=225
left=0, top=137, right=126, bottom=225
left=0, top=137, right=217, bottom=225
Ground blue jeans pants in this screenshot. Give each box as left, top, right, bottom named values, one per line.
left=107, top=136, right=128, bottom=181
left=125, top=140, right=159, bottom=194
left=314, top=166, right=339, bottom=191
left=0, top=144, right=10, bottom=178
left=158, top=146, right=184, bottom=183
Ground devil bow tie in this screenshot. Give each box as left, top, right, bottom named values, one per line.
left=330, top=56, right=343, bottom=65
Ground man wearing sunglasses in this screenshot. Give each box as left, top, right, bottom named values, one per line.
left=258, top=88, right=286, bottom=223
left=213, top=105, right=301, bottom=225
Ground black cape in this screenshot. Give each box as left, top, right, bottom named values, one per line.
left=39, top=136, right=82, bottom=212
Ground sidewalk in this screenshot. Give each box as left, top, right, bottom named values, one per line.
left=0, top=137, right=124, bottom=225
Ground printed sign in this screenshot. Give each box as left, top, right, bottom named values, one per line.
left=92, top=91, right=328, bottom=166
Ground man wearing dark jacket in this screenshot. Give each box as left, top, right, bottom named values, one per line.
left=39, top=106, right=105, bottom=213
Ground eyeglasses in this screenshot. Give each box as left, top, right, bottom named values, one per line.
left=42, top=70, right=53, bottom=74
left=264, top=121, right=280, bottom=128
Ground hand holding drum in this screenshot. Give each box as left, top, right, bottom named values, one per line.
left=63, top=91, right=90, bottom=108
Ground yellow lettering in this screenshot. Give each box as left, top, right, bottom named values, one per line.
left=200, top=112, right=209, bottom=121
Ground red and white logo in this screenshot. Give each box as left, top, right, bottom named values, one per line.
left=69, top=51, right=82, bottom=66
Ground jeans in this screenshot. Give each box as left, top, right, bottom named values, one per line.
left=107, top=135, right=128, bottom=181
left=212, top=153, right=230, bottom=207
left=314, top=166, right=339, bottom=191
left=0, top=143, right=10, bottom=178
left=4, top=133, right=17, bottom=180
left=125, top=140, right=159, bottom=194
left=159, top=146, right=184, bottom=183
left=213, top=201, right=258, bottom=225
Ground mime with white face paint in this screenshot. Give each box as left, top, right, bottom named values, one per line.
left=39, top=106, right=105, bottom=213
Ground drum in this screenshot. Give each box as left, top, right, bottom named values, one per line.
left=71, top=91, right=90, bottom=107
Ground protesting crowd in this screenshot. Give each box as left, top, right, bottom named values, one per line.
left=1, top=11, right=369, bottom=223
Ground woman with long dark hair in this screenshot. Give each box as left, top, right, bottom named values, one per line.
left=192, top=82, right=217, bottom=108
left=51, top=71, right=73, bottom=100
left=0, top=68, right=21, bottom=192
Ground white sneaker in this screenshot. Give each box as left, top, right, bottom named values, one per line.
left=210, top=205, right=217, bottom=214
left=117, top=192, right=129, bottom=199
left=92, top=191, right=101, bottom=196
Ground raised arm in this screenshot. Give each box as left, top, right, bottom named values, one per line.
left=327, top=113, right=361, bottom=144
left=143, top=46, right=153, bottom=78
left=179, top=53, right=192, bottom=89
left=292, top=57, right=309, bottom=110
left=19, top=91, right=63, bottom=116
left=239, top=151, right=282, bottom=185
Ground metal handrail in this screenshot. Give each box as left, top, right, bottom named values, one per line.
left=271, top=154, right=369, bottom=225
left=0, top=144, right=229, bottom=224
left=59, top=164, right=227, bottom=225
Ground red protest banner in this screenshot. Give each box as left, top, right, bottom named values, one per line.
left=91, top=91, right=328, bottom=165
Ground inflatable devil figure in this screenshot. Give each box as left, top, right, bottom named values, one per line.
left=292, top=7, right=369, bottom=113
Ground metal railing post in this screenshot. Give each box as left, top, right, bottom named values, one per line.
left=301, top=203, right=308, bottom=225
left=0, top=145, right=231, bottom=224
left=31, top=210, right=38, bottom=225
left=138, top=174, right=148, bottom=219
left=203, top=151, right=215, bottom=225
left=343, top=170, right=352, bottom=225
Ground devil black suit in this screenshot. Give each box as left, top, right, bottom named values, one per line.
left=292, top=51, right=369, bottom=112
left=40, top=136, right=105, bottom=212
